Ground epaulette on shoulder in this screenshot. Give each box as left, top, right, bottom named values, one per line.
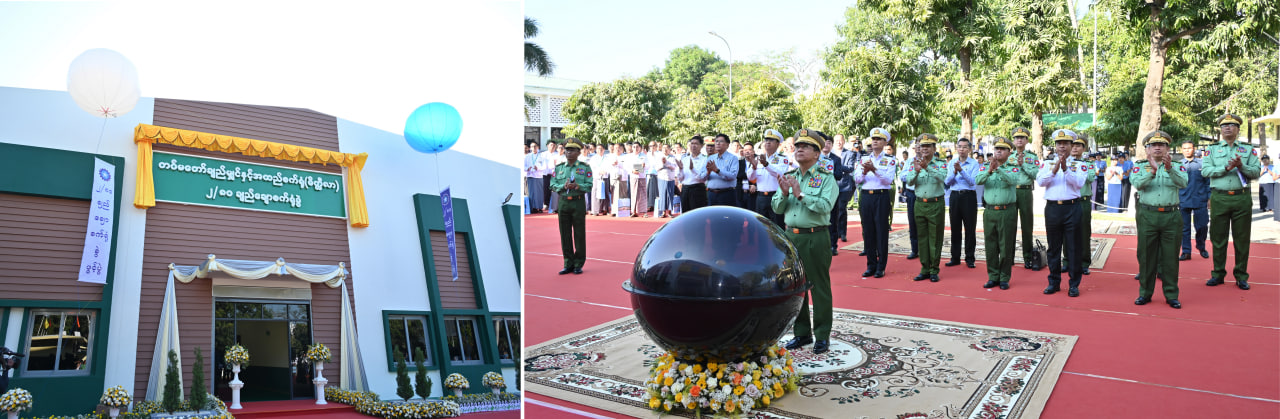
left=785, top=168, right=798, bottom=176
left=1134, top=159, right=1147, bottom=164
left=815, top=165, right=832, bottom=175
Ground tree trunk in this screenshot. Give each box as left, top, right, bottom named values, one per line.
left=1136, top=8, right=1168, bottom=161
left=960, top=46, right=974, bottom=141
left=1031, top=110, right=1045, bottom=157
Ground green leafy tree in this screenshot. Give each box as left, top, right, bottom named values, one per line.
left=988, top=0, right=1085, bottom=153
left=698, top=61, right=792, bottom=109
left=1117, top=0, right=1278, bottom=158
left=191, top=347, right=208, bottom=411
left=525, top=17, right=554, bottom=76
left=395, top=348, right=413, bottom=401
left=661, top=88, right=718, bottom=142
left=562, top=78, right=672, bottom=145
left=662, top=46, right=727, bottom=91
left=863, top=0, right=1002, bottom=141
left=714, top=79, right=803, bottom=144
left=162, top=349, right=182, bottom=414
left=414, top=348, right=431, bottom=399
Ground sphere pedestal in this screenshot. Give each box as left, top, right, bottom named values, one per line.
left=313, top=362, right=328, bottom=405
left=229, top=364, right=244, bottom=409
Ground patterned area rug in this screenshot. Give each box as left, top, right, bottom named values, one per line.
left=526, top=309, right=1077, bottom=419
left=842, top=230, right=1116, bottom=269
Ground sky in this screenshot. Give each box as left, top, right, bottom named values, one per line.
left=0, top=1, right=523, bottom=165
left=525, top=0, right=856, bottom=83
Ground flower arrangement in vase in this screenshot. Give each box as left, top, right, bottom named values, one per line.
left=444, top=373, right=470, bottom=397
left=481, top=371, right=506, bottom=394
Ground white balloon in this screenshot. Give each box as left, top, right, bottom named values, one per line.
left=67, top=48, right=141, bottom=118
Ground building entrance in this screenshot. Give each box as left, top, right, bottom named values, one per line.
left=214, top=300, right=314, bottom=402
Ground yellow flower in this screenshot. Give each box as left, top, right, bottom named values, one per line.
left=776, top=388, right=785, bottom=398
left=725, top=399, right=737, bottom=412
left=649, top=397, right=661, bottom=409
left=693, top=364, right=703, bottom=373
left=734, top=385, right=745, bottom=395
left=773, top=382, right=784, bottom=393
left=710, top=401, right=720, bottom=411
left=685, top=401, right=696, bottom=410
left=707, top=362, right=717, bottom=372
left=753, top=380, right=763, bottom=389
left=664, top=376, right=674, bottom=386
left=753, top=370, right=762, bottom=381
left=762, top=395, right=771, bottom=406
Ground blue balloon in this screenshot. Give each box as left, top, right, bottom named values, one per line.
left=404, top=102, right=463, bottom=154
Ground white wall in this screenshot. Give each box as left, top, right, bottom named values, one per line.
left=338, top=118, right=520, bottom=398
left=0, top=86, right=153, bottom=394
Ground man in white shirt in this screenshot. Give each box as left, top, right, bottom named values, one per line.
left=751, top=129, right=790, bottom=226
left=589, top=144, right=610, bottom=215
left=1037, top=129, right=1089, bottom=297
left=855, top=128, right=898, bottom=278
left=525, top=142, right=545, bottom=213
left=676, top=136, right=709, bottom=212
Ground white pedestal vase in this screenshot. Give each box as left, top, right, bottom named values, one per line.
left=453, top=388, right=463, bottom=397
left=108, top=407, right=120, bottom=418
left=229, top=364, right=244, bottom=409
left=313, top=362, right=328, bottom=405
left=491, top=388, right=500, bottom=395
left=7, top=411, right=18, bottom=419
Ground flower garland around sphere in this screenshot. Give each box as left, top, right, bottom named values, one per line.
left=224, top=344, right=250, bottom=366
left=0, top=388, right=33, bottom=412
left=482, top=371, right=505, bottom=390
left=306, top=342, right=331, bottom=363
left=444, top=373, right=470, bottom=390
left=644, top=346, right=800, bottom=417
left=100, top=385, right=132, bottom=408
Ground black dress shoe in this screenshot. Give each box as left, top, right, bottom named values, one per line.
left=946, top=260, right=961, bottom=267
left=999, top=283, right=1010, bottom=290
left=906, top=253, right=919, bottom=260
left=1237, top=280, right=1250, bottom=290
left=1082, top=268, right=1090, bottom=275
left=967, top=261, right=976, bottom=268
left=1167, top=299, right=1182, bottom=309
left=1043, top=286, right=1059, bottom=295
left=812, top=340, right=830, bottom=354
left=874, top=271, right=885, bottom=278
left=1134, top=296, right=1151, bottom=305
left=1178, top=253, right=1191, bottom=261
left=859, top=250, right=867, bottom=256
left=1068, top=287, right=1080, bottom=297
left=832, top=247, right=839, bottom=256
left=1199, top=249, right=1209, bottom=258
left=929, top=274, right=940, bottom=282
left=784, top=335, right=813, bottom=350
left=1206, top=277, right=1224, bottom=286
left=913, top=274, right=928, bottom=281
left=1024, top=261, right=1032, bottom=269
left=862, top=270, right=874, bottom=277
left=559, top=268, right=573, bottom=275
left=841, top=235, right=848, bottom=242
left=1031, top=262, right=1043, bottom=271
left=983, top=280, right=998, bottom=288
left=573, top=268, right=583, bottom=274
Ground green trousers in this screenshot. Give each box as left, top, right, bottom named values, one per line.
left=1079, top=198, right=1092, bottom=267
left=984, top=206, right=1017, bottom=283
left=557, top=196, right=587, bottom=269
left=1016, top=188, right=1035, bottom=259
left=1137, top=207, right=1181, bottom=300
left=914, top=200, right=944, bottom=275
left=789, top=230, right=833, bottom=341
left=1209, top=192, right=1251, bottom=282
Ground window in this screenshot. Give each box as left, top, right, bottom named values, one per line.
left=24, top=310, right=94, bottom=376
left=389, top=315, right=431, bottom=366
left=444, top=316, right=483, bottom=365
left=494, top=317, right=520, bottom=363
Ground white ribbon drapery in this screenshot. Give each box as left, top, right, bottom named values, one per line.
left=146, top=255, right=369, bottom=399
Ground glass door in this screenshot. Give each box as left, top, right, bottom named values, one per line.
left=214, top=300, right=312, bottom=401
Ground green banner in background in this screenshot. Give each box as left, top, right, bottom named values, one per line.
left=153, top=151, right=347, bottom=218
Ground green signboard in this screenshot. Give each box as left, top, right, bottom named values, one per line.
left=153, top=151, right=347, bottom=218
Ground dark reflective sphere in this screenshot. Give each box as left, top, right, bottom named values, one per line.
left=622, top=206, right=809, bottom=362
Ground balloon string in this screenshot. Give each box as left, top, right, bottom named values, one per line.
left=93, top=116, right=108, bottom=154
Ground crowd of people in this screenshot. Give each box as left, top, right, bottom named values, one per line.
left=529, top=114, right=1268, bottom=351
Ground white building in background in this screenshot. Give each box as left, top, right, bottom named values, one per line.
left=524, top=75, right=589, bottom=147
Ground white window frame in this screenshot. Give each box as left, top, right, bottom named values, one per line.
left=388, top=315, right=432, bottom=366
left=443, top=316, right=484, bottom=365
left=22, top=310, right=95, bottom=377
left=493, top=316, right=519, bottom=364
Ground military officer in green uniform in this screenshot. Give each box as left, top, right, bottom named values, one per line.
left=1131, top=130, right=1188, bottom=308
left=777, top=129, right=840, bottom=355
left=1068, top=135, right=1097, bottom=275
left=1201, top=114, right=1262, bottom=289
left=1011, top=127, right=1043, bottom=270
left=906, top=134, right=948, bottom=282
left=977, top=137, right=1023, bottom=289
left=551, top=138, right=593, bottom=275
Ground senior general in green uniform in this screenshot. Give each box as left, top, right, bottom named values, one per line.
left=907, top=134, right=948, bottom=282
left=777, top=129, right=840, bottom=355
left=551, top=138, right=592, bottom=275
left=1011, top=127, right=1043, bottom=270
left=1201, top=114, right=1261, bottom=290
left=1132, top=131, right=1188, bottom=309
left=977, top=137, right=1022, bottom=289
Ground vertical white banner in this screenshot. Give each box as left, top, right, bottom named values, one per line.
left=78, top=158, right=116, bottom=284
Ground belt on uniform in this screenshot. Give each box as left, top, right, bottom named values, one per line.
left=1016, top=185, right=1033, bottom=190
left=950, top=189, right=975, bottom=194
left=787, top=226, right=827, bottom=234
left=862, top=189, right=889, bottom=194
left=986, top=204, right=1013, bottom=210
left=917, top=197, right=942, bottom=203
left=1212, top=188, right=1248, bottom=196
left=759, top=191, right=776, bottom=196
left=708, top=188, right=732, bottom=193
left=1139, top=203, right=1180, bottom=212
left=1047, top=198, right=1080, bottom=205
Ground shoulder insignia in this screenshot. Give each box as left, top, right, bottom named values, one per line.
left=1011, top=167, right=1019, bottom=173
left=785, top=168, right=798, bottom=176
left=1253, top=149, right=1259, bottom=156
left=1132, top=166, right=1141, bottom=173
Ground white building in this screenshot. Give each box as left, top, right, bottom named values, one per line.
left=524, top=75, right=590, bottom=147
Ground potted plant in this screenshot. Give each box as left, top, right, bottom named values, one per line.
left=306, top=343, right=332, bottom=405
left=482, top=371, right=506, bottom=395
left=100, top=385, right=131, bottom=418
left=444, top=373, right=469, bottom=397
left=223, top=344, right=249, bottom=409
left=0, top=388, right=31, bottom=419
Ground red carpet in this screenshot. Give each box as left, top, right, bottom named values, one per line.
left=524, top=212, right=1280, bottom=418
